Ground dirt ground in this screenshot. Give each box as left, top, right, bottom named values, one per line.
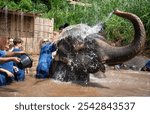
left=0, top=69, right=149, bottom=97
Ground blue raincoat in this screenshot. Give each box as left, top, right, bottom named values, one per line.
left=144, top=60, right=150, bottom=70
left=0, top=50, right=14, bottom=86
left=141, top=60, right=150, bottom=71
left=0, top=72, right=7, bottom=86
left=12, top=48, right=25, bottom=81
left=36, top=42, right=56, bottom=78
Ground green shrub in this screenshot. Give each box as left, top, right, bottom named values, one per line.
left=0, top=0, right=149, bottom=47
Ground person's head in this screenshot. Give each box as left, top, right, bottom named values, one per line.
left=0, top=37, right=9, bottom=50
left=39, top=38, right=49, bottom=48
left=8, top=37, right=14, bottom=49
left=13, top=38, right=23, bottom=49
left=8, top=37, right=14, bottom=45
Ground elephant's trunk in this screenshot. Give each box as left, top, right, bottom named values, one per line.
left=96, top=10, right=146, bottom=65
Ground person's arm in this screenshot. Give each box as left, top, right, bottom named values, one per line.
left=0, top=68, right=14, bottom=77
left=0, top=57, right=21, bottom=64
left=5, top=51, right=25, bottom=57
left=51, top=43, right=57, bottom=52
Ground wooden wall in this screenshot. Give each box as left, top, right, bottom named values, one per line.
left=33, top=17, right=54, bottom=54
left=0, top=11, right=54, bottom=54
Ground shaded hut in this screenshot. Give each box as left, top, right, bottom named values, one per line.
left=0, top=8, right=54, bottom=54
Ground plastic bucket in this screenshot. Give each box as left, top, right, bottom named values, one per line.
left=17, top=54, right=33, bottom=69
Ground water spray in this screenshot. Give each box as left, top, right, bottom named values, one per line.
left=99, top=9, right=116, bottom=30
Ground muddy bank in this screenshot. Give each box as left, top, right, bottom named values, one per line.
left=0, top=69, right=149, bottom=97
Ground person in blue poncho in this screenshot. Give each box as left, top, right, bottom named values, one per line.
left=141, top=60, right=150, bottom=71
left=0, top=49, right=19, bottom=86
left=0, top=38, right=25, bottom=86
left=0, top=53, right=15, bottom=84
left=12, top=38, right=25, bottom=81
left=36, top=38, right=57, bottom=79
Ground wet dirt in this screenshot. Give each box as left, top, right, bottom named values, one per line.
left=0, top=69, right=149, bottom=97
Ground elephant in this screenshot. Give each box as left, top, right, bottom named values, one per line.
left=51, top=9, right=146, bottom=84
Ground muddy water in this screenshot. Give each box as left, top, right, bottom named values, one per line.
left=0, top=70, right=150, bottom=97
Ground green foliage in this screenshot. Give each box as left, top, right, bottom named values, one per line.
left=19, top=0, right=32, bottom=10
left=0, top=0, right=150, bottom=47
left=7, top=1, right=19, bottom=10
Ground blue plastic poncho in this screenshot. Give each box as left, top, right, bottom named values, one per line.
left=12, top=48, right=25, bottom=81
left=141, top=59, right=150, bottom=71
left=36, top=42, right=56, bottom=78
left=144, top=60, right=150, bottom=70
left=0, top=72, right=7, bottom=86
left=0, top=50, right=14, bottom=86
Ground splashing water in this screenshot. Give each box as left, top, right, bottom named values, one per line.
left=103, top=11, right=113, bottom=23
left=60, top=22, right=104, bottom=40
left=90, top=22, right=104, bottom=34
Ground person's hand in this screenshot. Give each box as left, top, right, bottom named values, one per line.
left=17, top=51, right=25, bottom=55
left=54, top=54, right=59, bottom=61
left=12, top=57, right=21, bottom=63
left=25, top=68, right=29, bottom=74
left=6, top=70, right=14, bottom=77
left=13, top=66, right=19, bottom=72
left=52, top=51, right=57, bottom=59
